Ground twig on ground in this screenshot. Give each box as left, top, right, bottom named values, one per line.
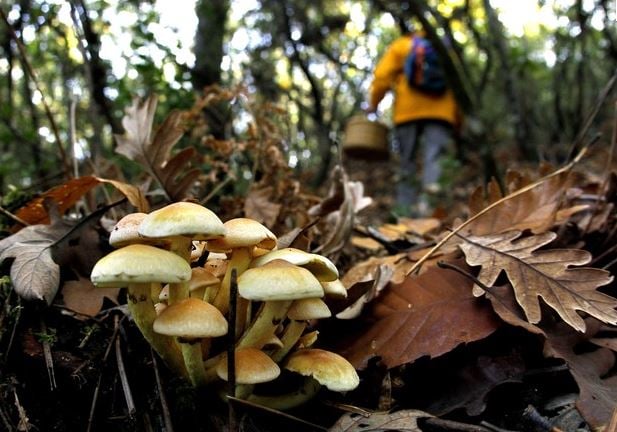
left=114, top=316, right=136, bottom=417
left=437, top=260, right=494, bottom=293
left=13, top=389, right=31, bottom=431
left=152, top=349, right=174, bottom=432
left=86, top=314, right=124, bottom=432
left=39, top=319, right=57, bottom=391
left=227, top=269, right=238, bottom=432
left=3, top=294, right=21, bottom=360
left=522, top=405, right=564, bottom=432
left=227, top=396, right=328, bottom=431
left=0, top=206, right=30, bottom=227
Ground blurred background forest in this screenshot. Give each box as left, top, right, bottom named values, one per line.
left=0, top=0, right=616, bottom=209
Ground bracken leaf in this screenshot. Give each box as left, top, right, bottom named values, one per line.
left=115, top=95, right=197, bottom=200
left=459, top=230, right=617, bottom=332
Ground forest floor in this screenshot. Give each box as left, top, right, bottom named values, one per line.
left=0, top=148, right=615, bottom=432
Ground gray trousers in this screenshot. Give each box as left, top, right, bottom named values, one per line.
left=394, top=120, right=452, bottom=208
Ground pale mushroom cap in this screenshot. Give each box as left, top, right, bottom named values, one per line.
left=321, top=279, right=348, bottom=298
left=216, top=347, right=281, bottom=384
left=153, top=297, right=228, bottom=338
left=207, top=218, right=277, bottom=252
left=285, top=349, right=359, bottom=392
left=138, top=202, right=225, bottom=240
left=238, top=260, right=324, bottom=301
left=250, top=248, right=338, bottom=282
left=109, top=213, right=148, bottom=248
left=288, top=298, right=332, bottom=320
left=91, top=244, right=191, bottom=287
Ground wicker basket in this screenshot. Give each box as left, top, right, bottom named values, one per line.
left=342, top=115, right=389, bottom=160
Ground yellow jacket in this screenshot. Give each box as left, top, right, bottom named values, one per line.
left=369, top=35, right=459, bottom=126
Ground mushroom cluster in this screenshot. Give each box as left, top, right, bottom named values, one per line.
left=90, top=201, right=359, bottom=408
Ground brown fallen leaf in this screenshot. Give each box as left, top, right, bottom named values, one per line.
left=484, top=285, right=545, bottom=336
left=465, top=171, right=571, bottom=235
left=426, top=352, right=526, bottom=416
left=337, top=260, right=501, bottom=369
left=329, top=409, right=432, bottom=432
left=244, top=185, right=281, bottom=228
left=459, top=230, right=617, bottom=332
left=312, top=165, right=355, bottom=257
left=14, top=175, right=149, bottom=227
left=115, top=95, right=199, bottom=201
left=62, top=277, right=119, bottom=319
left=14, top=176, right=100, bottom=226
left=544, top=319, right=617, bottom=430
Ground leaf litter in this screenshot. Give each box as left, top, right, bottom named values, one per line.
left=2, top=91, right=617, bottom=432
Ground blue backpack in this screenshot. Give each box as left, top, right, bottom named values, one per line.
left=403, top=35, right=447, bottom=95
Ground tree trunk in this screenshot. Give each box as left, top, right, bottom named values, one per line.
left=192, top=0, right=230, bottom=139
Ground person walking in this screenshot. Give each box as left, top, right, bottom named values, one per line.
left=367, top=28, right=460, bottom=217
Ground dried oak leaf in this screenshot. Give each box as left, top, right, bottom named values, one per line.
left=329, top=409, right=432, bottom=432
left=115, top=95, right=199, bottom=201
left=459, top=230, right=617, bottom=332
left=0, top=219, right=72, bottom=304
left=544, top=319, right=617, bottom=430
left=310, top=165, right=355, bottom=257
left=62, top=277, right=119, bottom=319
left=465, top=171, right=570, bottom=235
left=338, top=260, right=500, bottom=369
left=14, top=175, right=148, bottom=227
left=244, top=185, right=281, bottom=228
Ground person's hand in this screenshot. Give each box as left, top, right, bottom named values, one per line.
left=365, top=104, right=377, bottom=115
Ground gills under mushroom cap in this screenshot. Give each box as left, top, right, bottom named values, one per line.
left=285, top=349, right=359, bottom=392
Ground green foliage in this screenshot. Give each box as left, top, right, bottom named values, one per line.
left=0, top=0, right=615, bottom=196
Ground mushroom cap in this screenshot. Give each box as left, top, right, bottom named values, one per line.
left=138, top=202, right=225, bottom=240
left=206, top=218, right=277, bottom=252
left=238, top=260, right=324, bottom=301
left=321, top=279, right=348, bottom=298
left=288, top=298, right=332, bottom=320
left=285, top=349, right=359, bottom=392
left=109, top=213, right=148, bottom=248
left=91, top=244, right=191, bottom=288
left=250, top=248, right=338, bottom=282
left=153, top=297, right=228, bottom=338
left=216, top=347, right=280, bottom=384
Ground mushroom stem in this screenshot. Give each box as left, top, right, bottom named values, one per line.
left=212, top=247, right=251, bottom=315
left=167, top=237, right=192, bottom=305
left=269, top=320, right=307, bottom=362
left=127, top=283, right=186, bottom=378
left=237, top=300, right=293, bottom=349
left=246, top=376, right=321, bottom=410
left=179, top=339, right=208, bottom=387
